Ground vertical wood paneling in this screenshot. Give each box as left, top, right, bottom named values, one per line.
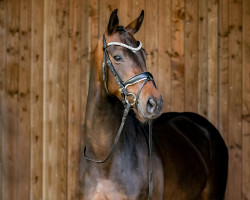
left=4, top=0, right=20, bottom=199
left=43, top=0, right=56, bottom=199
left=207, top=0, right=219, bottom=127
left=219, top=1, right=230, bottom=197
left=242, top=0, right=250, bottom=198
left=0, top=1, right=250, bottom=199
left=145, top=0, right=159, bottom=84
left=89, top=0, right=98, bottom=63
left=30, top=0, right=44, bottom=199
left=55, top=1, right=69, bottom=199
left=170, top=0, right=185, bottom=112
left=99, top=0, right=119, bottom=37
left=119, top=0, right=132, bottom=26
left=219, top=0, right=229, bottom=144
left=17, top=0, right=31, bottom=199
left=184, top=0, right=198, bottom=112
left=67, top=1, right=82, bottom=199
left=131, top=0, right=145, bottom=45
left=80, top=0, right=90, bottom=127
left=228, top=0, right=243, bottom=199
left=158, top=0, right=171, bottom=112
left=198, top=0, right=208, bottom=118
left=0, top=0, right=6, bottom=199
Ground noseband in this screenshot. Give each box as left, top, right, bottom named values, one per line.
left=84, top=35, right=155, bottom=200
left=102, top=35, right=156, bottom=107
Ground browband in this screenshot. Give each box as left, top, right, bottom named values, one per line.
left=106, top=41, right=142, bottom=53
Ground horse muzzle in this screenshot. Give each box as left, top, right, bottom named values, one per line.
left=146, top=95, right=163, bottom=118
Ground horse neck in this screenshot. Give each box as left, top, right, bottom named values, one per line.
left=84, top=64, right=124, bottom=160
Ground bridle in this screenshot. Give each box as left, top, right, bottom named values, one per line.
left=84, top=35, right=155, bottom=199
left=101, top=35, right=156, bottom=107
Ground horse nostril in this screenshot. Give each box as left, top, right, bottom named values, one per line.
left=147, top=98, right=157, bottom=114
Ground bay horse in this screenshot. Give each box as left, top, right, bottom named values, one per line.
left=80, top=9, right=228, bottom=200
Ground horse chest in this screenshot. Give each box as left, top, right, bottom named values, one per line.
left=82, top=160, right=149, bottom=199
left=82, top=146, right=164, bottom=200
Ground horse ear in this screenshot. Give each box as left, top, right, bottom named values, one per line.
left=125, top=10, right=144, bottom=34
left=107, top=9, right=119, bottom=35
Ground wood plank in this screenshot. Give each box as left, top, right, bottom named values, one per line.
left=81, top=0, right=90, bottom=126
left=170, top=0, right=185, bottom=112
left=198, top=0, right=208, bottom=118
left=184, top=0, right=198, bottom=112
left=99, top=0, right=119, bottom=37
left=30, top=0, right=44, bottom=199
left=145, top=0, right=158, bottom=83
left=17, top=0, right=31, bottom=199
left=158, top=0, right=171, bottom=112
left=54, top=0, right=69, bottom=199
left=219, top=0, right=229, bottom=144
left=43, top=0, right=57, bottom=199
left=67, top=0, right=83, bottom=199
left=207, top=0, right=219, bottom=127
left=119, top=0, right=132, bottom=26
left=242, top=0, right=250, bottom=198
left=80, top=2, right=90, bottom=197
left=131, top=0, right=145, bottom=45
left=0, top=0, right=6, bottom=199
left=89, top=0, right=99, bottom=63
left=218, top=0, right=230, bottom=198
left=4, top=0, right=20, bottom=199
left=227, top=0, right=243, bottom=199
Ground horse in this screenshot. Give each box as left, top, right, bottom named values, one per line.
left=80, top=9, right=228, bottom=200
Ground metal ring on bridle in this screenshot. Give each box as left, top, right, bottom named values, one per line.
left=125, top=93, right=137, bottom=106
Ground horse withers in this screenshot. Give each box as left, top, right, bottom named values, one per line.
left=80, top=9, right=228, bottom=200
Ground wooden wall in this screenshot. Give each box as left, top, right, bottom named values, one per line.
left=0, top=0, right=249, bottom=199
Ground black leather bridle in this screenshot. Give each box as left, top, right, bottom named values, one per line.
left=101, top=35, right=156, bottom=107
left=84, top=35, right=155, bottom=199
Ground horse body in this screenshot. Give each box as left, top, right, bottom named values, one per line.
left=153, top=112, right=228, bottom=199
left=80, top=9, right=228, bottom=200
left=81, top=65, right=164, bottom=199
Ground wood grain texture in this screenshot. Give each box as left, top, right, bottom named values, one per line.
left=55, top=1, right=69, bottom=199
left=119, top=0, right=132, bottom=26
left=17, top=0, right=31, bottom=199
left=219, top=1, right=230, bottom=198
left=0, top=0, right=6, bottom=199
left=67, top=1, right=83, bottom=199
left=4, top=0, right=20, bottom=199
left=43, top=0, right=57, bottom=199
left=242, top=0, right=250, bottom=198
left=131, top=0, right=145, bottom=45
left=219, top=0, right=229, bottom=145
left=145, top=0, right=159, bottom=86
left=170, top=0, right=185, bottom=112
left=0, top=1, right=249, bottom=199
left=207, top=0, right=219, bottom=127
left=158, top=0, right=171, bottom=112
left=30, top=0, right=44, bottom=199
left=228, top=0, right=243, bottom=199
left=198, top=0, right=208, bottom=118
left=89, top=0, right=99, bottom=63
left=184, top=0, right=198, bottom=112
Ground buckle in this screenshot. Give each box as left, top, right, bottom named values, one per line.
left=125, top=93, right=137, bottom=106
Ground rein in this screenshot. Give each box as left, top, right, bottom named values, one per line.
left=83, top=35, right=155, bottom=199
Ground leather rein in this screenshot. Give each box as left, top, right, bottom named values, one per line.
left=83, top=35, right=155, bottom=199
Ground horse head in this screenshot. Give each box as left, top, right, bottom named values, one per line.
left=95, top=9, right=163, bottom=122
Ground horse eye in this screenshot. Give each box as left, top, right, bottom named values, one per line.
left=113, top=55, right=122, bottom=62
